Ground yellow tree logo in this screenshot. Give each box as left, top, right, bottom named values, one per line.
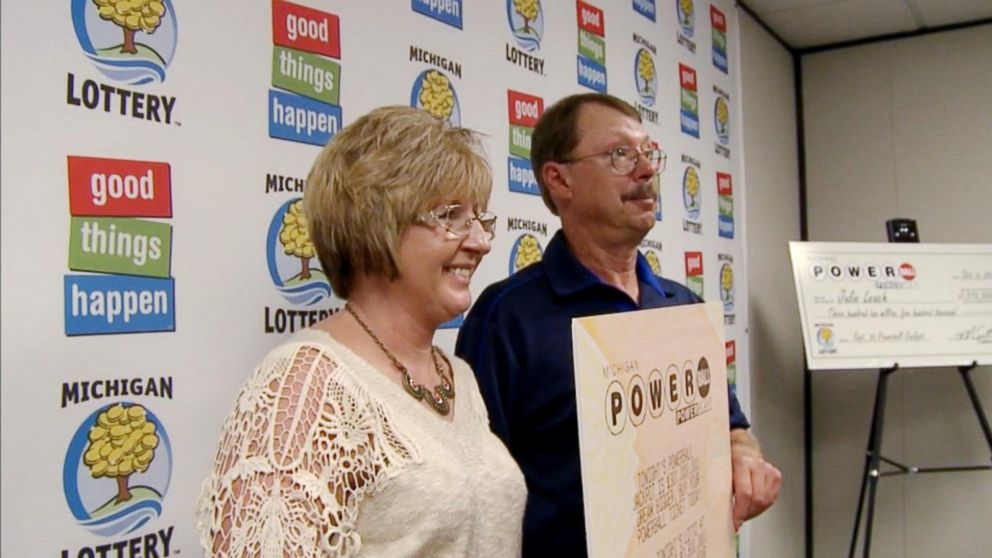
left=513, top=0, right=539, bottom=33
left=418, top=70, right=455, bottom=121
left=817, top=327, right=834, bottom=347
left=513, top=234, right=543, bottom=272
left=279, top=199, right=316, bottom=280
left=645, top=250, right=662, bottom=276
left=715, top=97, right=730, bottom=140
left=716, top=98, right=729, bottom=127
left=92, top=0, right=167, bottom=54
left=720, top=262, right=735, bottom=312
left=684, top=167, right=700, bottom=210
left=678, top=0, right=694, bottom=28
left=83, top=404, right=160, bottom=504
left=637, top=49, right=656, bottom=97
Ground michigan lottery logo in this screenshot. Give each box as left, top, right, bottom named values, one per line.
left=67, top=0, right=179, bottom=125
left=269, top=0, right=343, bottom=146
left=508, top=0, right=543, bottom=51
left=411, top=69, right=461, bottom=125
left=642, top=242, right=663, bottom=276
left=510, top=234, right=544, bottom=275
left=816, top=326, right=836, bottom=351
left=71, top=0, right=177, bottom=86
left=714, top=94, right=730, bottom=145
left=505, top=0, right=546, bottom=74
left=64, top=156, right=175, bottom=336
left=631, top=32, right=660, bottom=125
left=713, top=86, right=731, bottom=158
left=719, top=254, right=735, bottom=323
left=676, top=0, right=697, bottom=53
left=507, top=217, right=548, bottom=274
left=644, top=249, right=662, bottom=275
left=676, top=0, right=695, bottom=37
left=635, top=48, right=658, bottom=107
left=267, top=199, right=332, bottom=306
left=63, top=402, right=172, bottom=536
left=682, top=166, right=702, bottom=220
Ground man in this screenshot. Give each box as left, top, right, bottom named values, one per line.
left=455, top=93, right=780, bottom=556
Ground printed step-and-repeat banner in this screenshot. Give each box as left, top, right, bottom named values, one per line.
left=0, top=1, right=752, bottom=555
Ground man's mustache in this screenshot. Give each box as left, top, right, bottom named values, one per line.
left=621, top=183, right=656, bottom=201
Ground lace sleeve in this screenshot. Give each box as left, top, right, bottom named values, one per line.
left=196, top=344, right=419, bottom=558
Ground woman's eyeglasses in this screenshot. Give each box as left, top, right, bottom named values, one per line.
left=416, top=204, right=497, bottom=241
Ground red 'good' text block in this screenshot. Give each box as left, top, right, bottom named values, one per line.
left=717, top=172, right=733, bottom=196
left=679, top=63, right=698, bottom=91
left=711, top=6, right=727, bottom=32
left=576, top=1, right=604, bottom=36
left=685, top=251, right=704, bottom=276
left=507, top=90, right=544, bottom=127
left=67, top=156, right=172, bottom=217
left=726, top=340, right=736, bottom=363
left=272, top=0, right=341, bottom=59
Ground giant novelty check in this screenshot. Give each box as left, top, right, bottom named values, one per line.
left=573, top=302, right=734, bottom=558
left=790, top=242, right=992, bottom=370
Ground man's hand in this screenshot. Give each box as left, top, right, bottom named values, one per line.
left=730, top=428, right=781, bottom=530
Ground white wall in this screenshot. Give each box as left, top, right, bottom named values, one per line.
left=738, top=11, right=805, bottom=558
left=803, top=25, right=992, bottom=558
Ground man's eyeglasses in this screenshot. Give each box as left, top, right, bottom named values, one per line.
left=416, top=204, right=497, bottom=241
left=560, top=146, right=667, bottom=175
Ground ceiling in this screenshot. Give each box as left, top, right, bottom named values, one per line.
left=741, top=0, right=992, bottom=50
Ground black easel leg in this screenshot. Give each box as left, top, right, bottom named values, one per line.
left=959, top=363, right=992, bottom=457
left=861, top=367, right=892, bottom=558
left=848, top=406, right=877, bottom=557
left=849, top=366, right=895, bottom=558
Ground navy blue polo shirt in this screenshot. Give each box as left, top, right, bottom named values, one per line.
left=455, top=230, right=748, bottom=558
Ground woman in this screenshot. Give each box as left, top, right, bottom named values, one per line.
left=197, top=106, right=526, bottom=557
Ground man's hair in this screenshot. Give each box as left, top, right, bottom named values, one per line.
left=530, top=93, right=641, bottom=215
left=304, top=106, right=491, bottom=298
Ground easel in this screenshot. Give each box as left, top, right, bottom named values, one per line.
left=848, top=361, right=992, bottom=558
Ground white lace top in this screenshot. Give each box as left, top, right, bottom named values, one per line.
left=196, top=329, right=526, bottom=557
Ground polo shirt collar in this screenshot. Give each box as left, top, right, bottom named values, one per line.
left=543, top=230, right=670, bottom=300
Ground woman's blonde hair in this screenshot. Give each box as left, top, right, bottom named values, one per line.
left=304, top=106, right=491, bottom=298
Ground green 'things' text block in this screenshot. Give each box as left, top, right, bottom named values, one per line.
left=681, top=89, right=698, bottom=112
left=577, top=29, right=606, bottom=66
left=69, top=217, right=172, bottom=278
left=687, top=275, right=704, bottom=299
left=272, top=45, right=342, bottom=106
left=509, top=124, right=534, bottom=159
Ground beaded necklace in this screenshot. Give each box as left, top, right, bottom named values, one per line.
left=344, top=303, right=455, bottom=416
